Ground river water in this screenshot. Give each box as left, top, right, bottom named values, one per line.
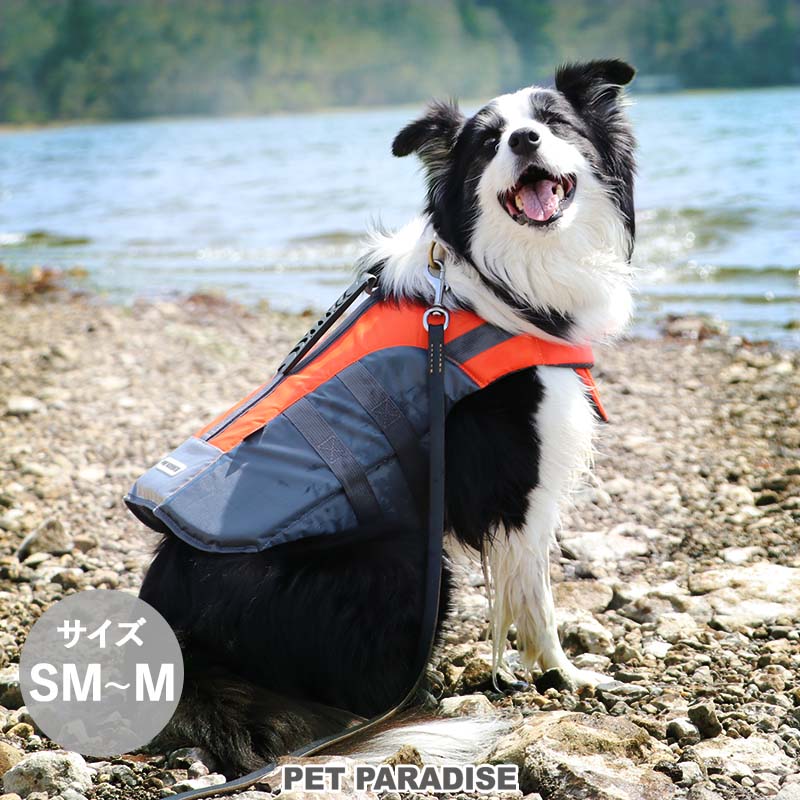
left=1, top=87, right=797, bottom=345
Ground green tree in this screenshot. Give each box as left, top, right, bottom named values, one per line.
left=0, top=0, right=797, bottom=125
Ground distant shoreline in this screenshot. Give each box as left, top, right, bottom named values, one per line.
left=1, top=285, right=797, bottom=355
left=2, top=84, right=798, bottom=134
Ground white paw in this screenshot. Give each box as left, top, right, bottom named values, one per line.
left=560, top=665, right=611, bottom=689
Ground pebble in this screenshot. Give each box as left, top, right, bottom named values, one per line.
left=642, top=640, right=672, bottom=659
left=0, top=742, right=23, bottom=777
left=0, top=667, right=22, bottom=710
left=0, top=513, right=22, bottom=533
left=655, top=612, right=699, bottom=643
left=692, top=734, right=796, bottom=779
left=171, top=773, right=227, bottom=792
left=5, top=724, right=33, bottom=740
left=666, top=717, right=701, bottom=745
left=560, top=528, right=650, bottom=565
left=167, top=747, right=214, bottom=769
left=439, top=694, right=497, bottom=717
left=676, top=760, right=704, bottom=786
left=455, top=658, right=494, bottom=693
left=16, top=519, right=72, bottom=560
left=553, top=580, right=613, bottom=613
left=5, top=397, right=44, bottom=416
left=70, top=535, right=97, bottom=553
left=596, top=681, right=649, bottom=705
left=489, top=712, right=674, bottom=799
left=715, top=483, right=755, bottom=506
left=2, top=751, right=93, bottom=796
left=533, top=669, right=573, bottom=693
left=721, top=545, right=766, bottom=564
left=58, top=790, right=89, bottom=800
left=572, top=652, right=612, bottom=673
left=688, top=701, right=723, bottom=739
left=661, top=315, right=726, bottom=340
left=50, top=568, right=84, bottom=589
left=77, top=465, right=106, bottom=483
left=558, top=610, right=614, bottom=656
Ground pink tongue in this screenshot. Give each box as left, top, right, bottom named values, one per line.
left=519, top=180, right=559, bottom=221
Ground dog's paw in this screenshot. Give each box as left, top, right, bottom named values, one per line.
left=561, top=665, right=611, bottom=689
left=533, top=663, right=611, bottom=691
left=571, top=668, right=611, bottom=688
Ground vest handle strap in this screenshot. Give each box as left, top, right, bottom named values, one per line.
left=276, top=273, right=378, bottom=376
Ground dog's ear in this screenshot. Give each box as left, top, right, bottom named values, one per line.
left=555, top=59, right=635, bottom=111
left=392, top=100, right=464, bottom=178
left=557, top=60, right=637, bottom=252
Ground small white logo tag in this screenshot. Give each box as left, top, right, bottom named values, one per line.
left=155, top=457, right=187, bottom=477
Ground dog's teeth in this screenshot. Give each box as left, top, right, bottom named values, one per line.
left=556, top=184, right=565, bottom=201
left=514, top=194, right=524, bottom=211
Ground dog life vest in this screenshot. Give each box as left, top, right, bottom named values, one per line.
left=125, top=290, right=607, bottom=554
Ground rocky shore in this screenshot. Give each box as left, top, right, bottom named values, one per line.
left=0, top=294, right=798, bottom=800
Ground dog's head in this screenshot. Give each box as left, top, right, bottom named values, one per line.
left=392, top=60, right=636, bottom=315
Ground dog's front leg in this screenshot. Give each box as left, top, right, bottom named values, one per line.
left=487, top=367, right=609, bottom=688
left=487, top=498, right=606, bottom=688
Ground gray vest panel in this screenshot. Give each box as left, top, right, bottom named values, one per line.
left=126, top=346, right=479, bottom=553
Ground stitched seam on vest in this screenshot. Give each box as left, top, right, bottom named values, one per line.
left=337, top=363, right=426, bottom=511
left=284, top=396, right=382, bottom=525
left=271, top=449, right=403, bottom=544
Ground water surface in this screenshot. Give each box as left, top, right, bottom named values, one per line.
left=1, top=88, right=797, bottom=344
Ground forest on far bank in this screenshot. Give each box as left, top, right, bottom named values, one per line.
left=1, top=0, right=797, bottom=124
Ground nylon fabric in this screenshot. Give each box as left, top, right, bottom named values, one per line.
left=284, top=397, right=382, bottom=525
left=126, top=291, right=607, bottom=554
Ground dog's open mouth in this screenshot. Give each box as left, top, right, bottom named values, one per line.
left=499, top=167, right=576, bottom=226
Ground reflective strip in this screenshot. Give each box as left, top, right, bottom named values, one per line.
left=446, top=324, right=514, bottom=363
left=338, top=362, right=426, bottom=508
left=284, top=397, right=382, bottom=524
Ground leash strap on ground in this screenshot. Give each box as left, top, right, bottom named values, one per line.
left=170, top=282, right=448, bottom=800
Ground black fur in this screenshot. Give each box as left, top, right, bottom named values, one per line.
left=141, top=527, right=454, bottom=772
left=147, top=656, right=358, bottom=773
left=471, top=272, right=576, bottom=338
left=445, top=369, right=543, bottom=551
left=554, top=59, right=637, bottom=246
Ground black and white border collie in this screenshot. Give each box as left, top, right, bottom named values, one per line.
left=140, top=59, right=637, bottom=774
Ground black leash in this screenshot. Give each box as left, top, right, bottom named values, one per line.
left=170, top=264, right=449, bottom=800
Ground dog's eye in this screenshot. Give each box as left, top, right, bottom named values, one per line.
left=543, top=113, right=569, bottom=128
left=482, top=134, right=499, bottom=152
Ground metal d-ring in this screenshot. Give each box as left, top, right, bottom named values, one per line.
left=423, top=306, right=450, bottom=330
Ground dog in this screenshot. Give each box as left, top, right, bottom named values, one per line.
left=139, top=58, right=636, bottom=775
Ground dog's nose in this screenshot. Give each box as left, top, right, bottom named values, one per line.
left=508, top=128, right=540, bottom=156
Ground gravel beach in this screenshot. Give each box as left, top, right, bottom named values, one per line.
left=0, top=293, right=798, bottom=800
